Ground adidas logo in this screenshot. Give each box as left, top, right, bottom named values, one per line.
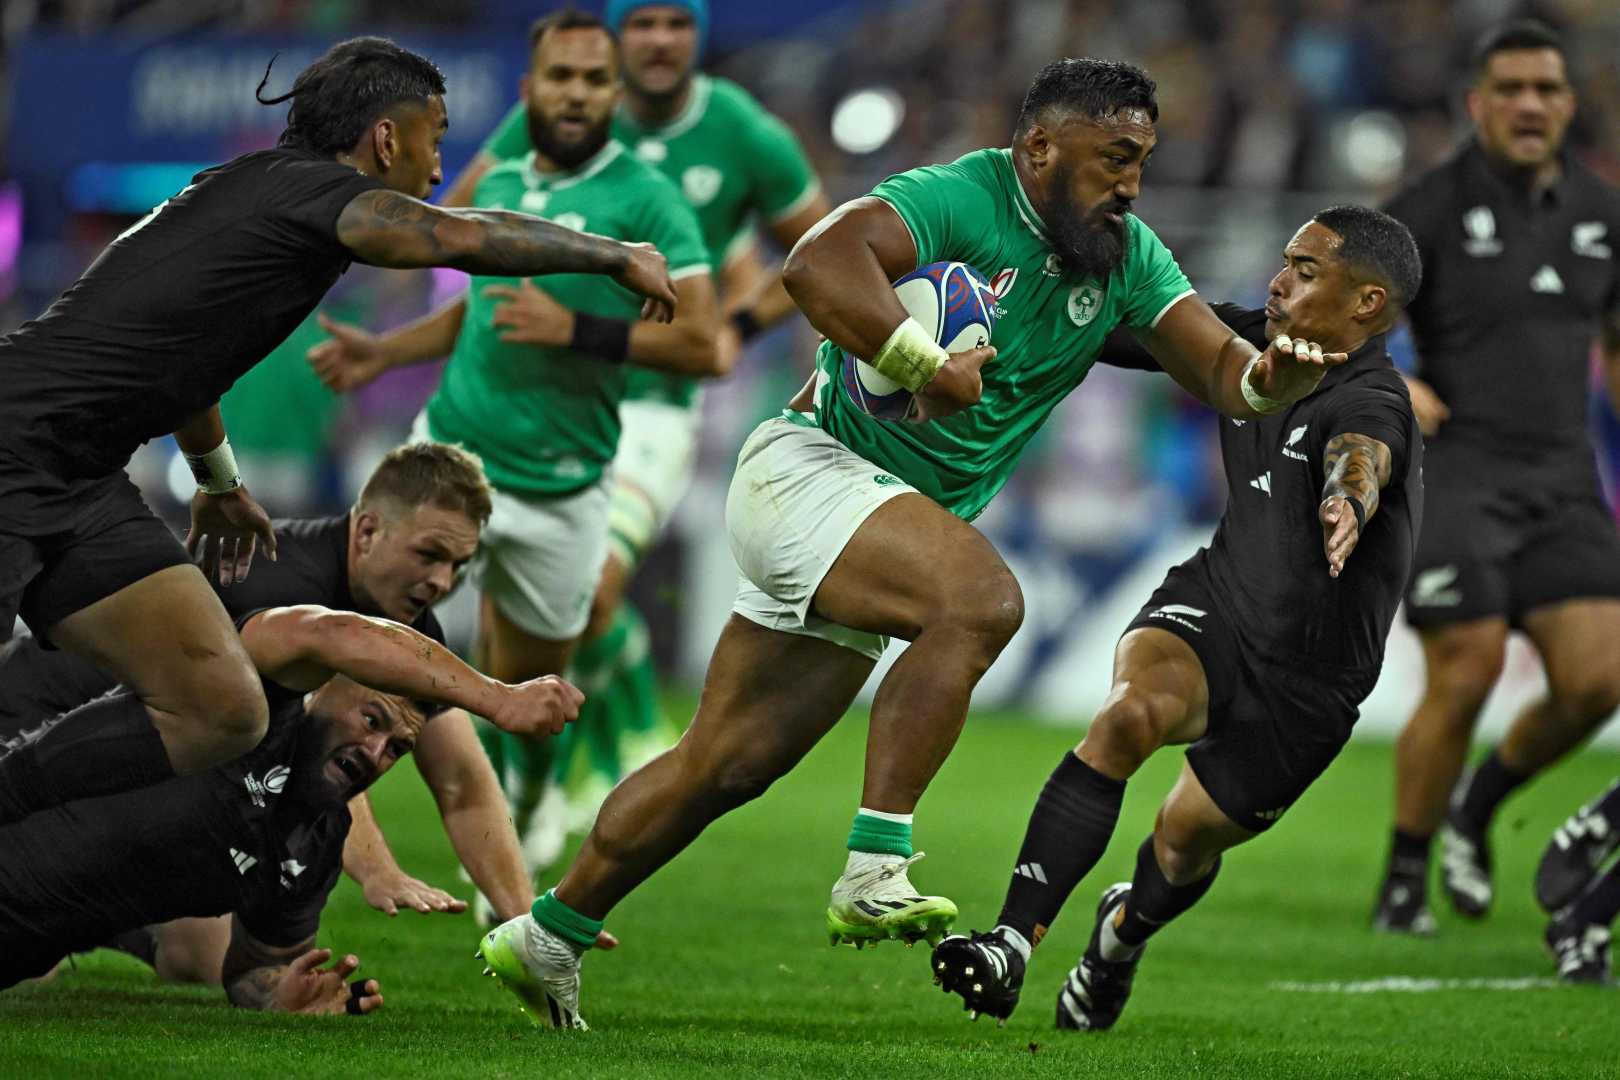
left=1014, top=862, right=1048, bottom=883
left=230, top=848, right=258, bottom=875
left=1530, top=265, right=1565, bottom=294
left=1250, top=471, right=1272, bottom=495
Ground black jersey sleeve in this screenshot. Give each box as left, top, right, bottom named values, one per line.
left=257, top=154, right=385, bottom=256
left=235, top=857, right=343, bottom=949
left=1315, top=376, right=1415, bottom=478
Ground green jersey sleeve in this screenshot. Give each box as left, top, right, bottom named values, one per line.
left=1120, top=215, right=1195, bottom=329
left=744, top=109, right=819, bottom=224
left=633, top=175, right=711, bottom=279
left=480, top=101, right=530, bottom=162
left=869, top=160, right=1000, bottom=268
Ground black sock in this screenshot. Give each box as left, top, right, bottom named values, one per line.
left=1455, top=749, right=1530, bottom=832
left=996, top=752, right=1125, bottom=945
left=1570, top=864, right=1620, bottom=928
left=0, top=690, right=175, bottom=823
left=1386, top=828, right=1432, bottom=884
left=1115, top=835, right=1220, bottom=948
left=1588, top=778, right=1620, bottom=828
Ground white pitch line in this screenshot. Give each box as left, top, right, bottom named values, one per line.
left=1270, top=976, right=1565, bottom=994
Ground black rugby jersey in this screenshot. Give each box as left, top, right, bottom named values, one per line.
left=1385, top=141, right=1620, bottom=487
left=1201, top=307, right=1423, bottom=678
left=0, top=514, right=444, bottom=736
left=1099, top=305, right=1423, bottom=678
left=0, top=695, right=349, bottom=968
left=0, top=149, right=382, bottom=487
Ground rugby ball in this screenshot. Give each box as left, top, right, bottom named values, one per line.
left=841, top=261, right=997, bottom=421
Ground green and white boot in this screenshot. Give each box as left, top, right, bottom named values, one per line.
left=477, top=914, right=588, bottom=1030
left=826, top=851, right=957, bottom=948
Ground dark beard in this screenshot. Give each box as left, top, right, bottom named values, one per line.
left=1044, top=170, right=1129, bottom=278
left=527, top=109, right=611, bottom=170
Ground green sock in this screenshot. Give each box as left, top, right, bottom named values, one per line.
left=847, top=809, right=914, bottom=857
left=530, top=888, right=603, bottom=950
left=615, top=604, right=664, bottom=738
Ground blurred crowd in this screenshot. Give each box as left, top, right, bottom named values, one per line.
left=6, top=0, right=1620, bottom=673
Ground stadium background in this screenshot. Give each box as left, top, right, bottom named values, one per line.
left=5, top=0, right=1620, bottom=747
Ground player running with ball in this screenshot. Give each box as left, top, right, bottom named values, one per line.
left=478, top=58, right=1352, bottom=1029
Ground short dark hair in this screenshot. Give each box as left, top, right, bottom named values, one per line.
left=530, top=7, right=616, bottom=52
left=358, top=441, right=493, bottom=527
left=1017, top=58, right=1158, bottom=134
left=1472, top=18, right=1565, bottom=73
left=1310, top=205, right=1423, bottom=312
left=257, top=37, right=446, bottom=154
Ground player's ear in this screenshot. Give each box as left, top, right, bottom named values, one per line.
left=354, top=508, right=383, bottom=554
left=373, top=117, right=399, bottom=172
left=1464, top=85, right=1485, bottom=128
left=1355, top=282, right=1388, bottom=326
left=1022, top=122, right=1052, bottom=171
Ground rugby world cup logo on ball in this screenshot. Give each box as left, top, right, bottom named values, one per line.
left=841, top=262, right=998, bottom=422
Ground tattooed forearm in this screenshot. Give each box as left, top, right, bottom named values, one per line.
left=1321, top=432, right=1393, bottom=527
left=449, top=208, right=629, bottom=277
left=335, top=190, right=630, bottom=277
left=225, top=965, right=287, bottom=1011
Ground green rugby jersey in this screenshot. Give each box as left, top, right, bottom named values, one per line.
left=425, top=142, right=709, bottom=497
left=481, top=76, right=819, bottom=408
left=808, top=147, right=1194, bottom=521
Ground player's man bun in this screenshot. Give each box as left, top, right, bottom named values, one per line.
left=1472, top=18, right=1565, bottom=72
left=1017, top=58, right=1158, bottom=134
left=1311, top=205, right=1423, bottom=313
left=257, top=36, right=446, bottom=155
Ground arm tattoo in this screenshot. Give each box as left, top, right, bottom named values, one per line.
left=225, top=964, right=288, bottom=1011
left=1321, top=432, right=1393, bottom=528
left=337, top=190, right=629, bottom=277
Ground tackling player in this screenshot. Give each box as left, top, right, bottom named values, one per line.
left=0, top=37, right=677, bottom=832
left=437, top=0, right=830, bottom=857
left=930, top=207, right=1423, bottom=1030
left=475, top=58, right=1352, bottom=1029
left=0, top=600, right=584, bottom=1007
left=308, top=10, right=717, bottom=879
left=1369, top=20, right=1620, bottom=934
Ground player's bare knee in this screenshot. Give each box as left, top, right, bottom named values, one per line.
left=940, top=570, right=1024, bottom=656
left=1547, top=672, right=1620, bottom=728
left=704, top=757, right=779, bottom=810
left=180, top=654, right=270, bottom=756
left=1084, top=693, right=1168, bottom=774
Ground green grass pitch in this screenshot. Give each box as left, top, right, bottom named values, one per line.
left=4, top=699, right=1618, bottom=1078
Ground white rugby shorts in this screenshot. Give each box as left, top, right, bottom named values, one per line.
left=409, top=411, right=609, bottom=641
left=725, top=415, right=917, bottom=661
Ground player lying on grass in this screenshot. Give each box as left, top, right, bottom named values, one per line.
left=0, top=442, right=566, bottom=983
left=1535, top=777, right=1620, bottom=984
left=931, top=206, right=1424, bottom=1030
left=0, top=35, right=676, bottom=838
left=0, top=603, right=584, bottom=1009
left=474, top=58, right=1359, bottom=1030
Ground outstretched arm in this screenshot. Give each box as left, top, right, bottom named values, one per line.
left=1135, top=297, right=1348, bottom=418
left=342, top=791, right=467, bottom=917
left=1319, top=432, right=1394, bottom=578
left=413, top=708, right=533, bottom=922
left=335, top=189, right=676, bottom=321
left=239, top=605, right=582, bottom=738
left=222, top=920, right=382, bottom=1014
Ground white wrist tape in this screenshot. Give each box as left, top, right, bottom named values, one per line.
left=1240, top=355, right=1287, bottom=415
left=184, top=438, right=242, bottom=495
left=870, top=317, right=950, bottom=393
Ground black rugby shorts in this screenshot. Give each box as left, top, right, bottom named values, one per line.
left=1123, top=559, right=1368, bottom=833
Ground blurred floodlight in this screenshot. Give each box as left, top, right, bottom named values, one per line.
left=831, top=88, right=905, bottom=155
left=1340, top=111, right=1405, bottom=187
